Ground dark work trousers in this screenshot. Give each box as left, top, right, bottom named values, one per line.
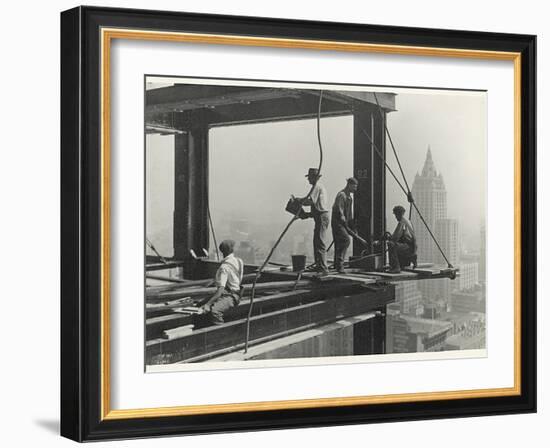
left=331, top=216, right=351, bottom=271
left=388, top=241, right=414, bottom=271
left=209, top=291, right=240, bottom=325
left=312, top=211, right=330, bottom=272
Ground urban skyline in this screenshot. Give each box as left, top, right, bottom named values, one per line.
left=386, top=147, right=486, bottom=353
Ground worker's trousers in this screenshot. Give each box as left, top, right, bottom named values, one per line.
left=331, top=218, right=351, bottom=271
left=313, top=211, right=330, bottom=272
left=388, top=241, right=414, bottom=271
left=209, top=291, right=240, bottom=325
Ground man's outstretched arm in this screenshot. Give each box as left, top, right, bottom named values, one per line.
left=201, top=286, right=225, bottom=312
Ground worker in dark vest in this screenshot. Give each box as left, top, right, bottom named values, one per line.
left=296, top=168, right=330, bottom=275
left=200, top=239, right=244, bottom=325
left=331, top=177, right=359, bottom=273
left=387, top=205, right=417, bottom=273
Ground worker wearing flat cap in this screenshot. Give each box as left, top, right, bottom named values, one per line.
left=331, top=177, right=359, bottom=273
left=200, top=240, right=244, bottom=325
left=387, top=205, right=417, bottom=273
left=295, top=168, right=330, bottom=275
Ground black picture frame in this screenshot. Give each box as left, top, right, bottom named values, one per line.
left=61, top=5, right=536, bottom=442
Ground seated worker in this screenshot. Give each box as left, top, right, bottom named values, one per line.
left=200, top=240, right=244, bottom=325
left=387, top=205, right=417, bottom=273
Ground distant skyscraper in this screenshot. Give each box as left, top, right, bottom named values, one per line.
left=479, top=224, right=486, bottom=285
left=455, top=262, right=479, bottom=291
left=411, top=146, right=447, bottom=264
left=426, top=219, right=460, bottom=304
left=435, top=218, right=459, bottom=267
left=411, top=147, right=461, bottom=305
left=394, top=281, right=424, bottom=316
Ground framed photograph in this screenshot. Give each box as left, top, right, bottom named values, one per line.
left=60, top=6, right=536, bottom=441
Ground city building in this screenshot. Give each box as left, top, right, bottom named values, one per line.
left=445, top=332, right=485, bottom=350
left=411, top=148, right=462, bottom=307
left=411, top=146, right=447, bottom=263
left=450, top=289, right=485, bottom=314
left=443, top=311, right=486, bottom=350
left=387, top=314, right=453, bottom=353
left=479, top=224, right=487, bottom=286
left=455, top=262, right=479, bottom=291
left=394, top=280, right=424, bottom=316
left=423, top=302, right=441, bottom=319
left=435, top=218, right=460, bottom=267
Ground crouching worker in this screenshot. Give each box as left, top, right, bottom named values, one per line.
left=200, top=240, right=244, bottom=325
left=387, top=205, right=417, bottom=274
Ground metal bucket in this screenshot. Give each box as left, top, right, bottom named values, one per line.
left=291, top=255, right=307, bottom=272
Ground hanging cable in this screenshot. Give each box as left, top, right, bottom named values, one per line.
left=358, top=121, right=453, bottom=269
left=373, top=93, right=415, bottom=221
left=370, top=93, right=452, bottom=268
left=146, top=238, right=168, bottom=264
left=244, top=90, right=326, bottom=353
left=207, top=205, right=220, bottom=261
left=373, top=93, right=413, bottom=197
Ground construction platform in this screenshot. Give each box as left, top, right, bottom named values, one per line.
left=145, top=259, right=458, bottom=365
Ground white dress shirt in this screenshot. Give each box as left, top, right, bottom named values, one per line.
left=214, top=253, right=244, bottom=293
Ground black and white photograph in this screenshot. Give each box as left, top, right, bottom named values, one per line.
left=144, top=76, right=487, bottom=370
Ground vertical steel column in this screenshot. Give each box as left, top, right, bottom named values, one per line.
left=372, top=107, right=386, bottom=241
left=173, top=123, right=209, bottom=270
left=353, top=107, right=373, bottom=255
left=371, top=310, right=386, bottom=354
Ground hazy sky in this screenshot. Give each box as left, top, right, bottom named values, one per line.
left=146, top=87, right=486, bottom=256
left=385, top=91, right=486, bottom=238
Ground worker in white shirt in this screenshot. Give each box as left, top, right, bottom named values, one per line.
left=296, top=168, right=330, bottom=275
left=387, top=205, right=417, bottom=273
left=200, top=239, right=244, bottom=325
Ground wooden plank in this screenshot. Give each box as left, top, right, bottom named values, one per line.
left=403, top=267, right=441, bottom=275
left=146, top=280, right=366, bottom=320
left=146, top=280, right=316, bottom=302
left=146, top=286, right=394, bottom=364
left=146, top=289, right=315, bottom=332
left=147, top=281, right=213, bottom=296
left=146, top=297, right=194, bottom=316
left=146, top=314, right=194, bottom=339
left=325, top=274, right=377, bottom=285
left=259, top=270, right=322, bottom=281
left=163, top=325, right=195, bottom=339
left=364, top=271, right=418, bottom=280
left=146, top=274, right=186, bottom=283
left=145, top=260, right=185, bottom=272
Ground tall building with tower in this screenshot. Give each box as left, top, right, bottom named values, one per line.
left=411, top=147, right=448, bottom=263
left=411, top=147, right=460, bottom=306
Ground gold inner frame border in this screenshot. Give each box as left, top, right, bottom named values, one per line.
left=99, top=27, right=522, bottom=420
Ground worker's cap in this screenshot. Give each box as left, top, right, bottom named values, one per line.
left=219, top=239, right=236, bottom=254
left=347, top=177, right=359, bottom=186
left=305, top=168, right=322, bottom=178
left=393, top=205, right=406, bottom=214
